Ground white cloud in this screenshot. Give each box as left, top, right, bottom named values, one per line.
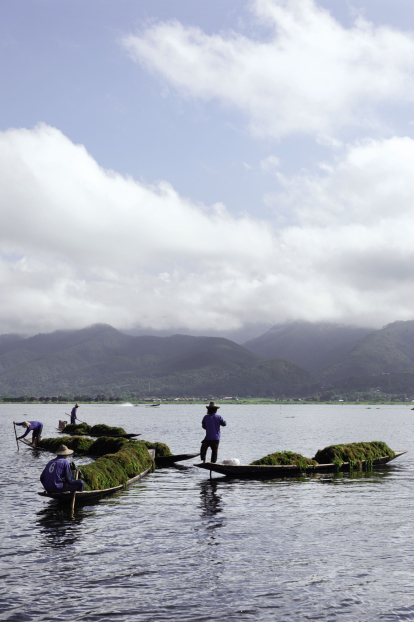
left=260, top=155, right=281, bottom=173
left=2, top=125, right=414, bottom=335
left=122, top=0, right=414, bottom=140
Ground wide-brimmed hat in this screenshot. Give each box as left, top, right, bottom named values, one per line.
left=55, top=444, right=74, bottom=456
left=23, top=421, right=31, bottom=428
left=206, top=401, right=220, bottom=409
left=75, top=403, right=79, bottom=407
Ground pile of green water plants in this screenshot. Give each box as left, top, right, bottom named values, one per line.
left=143, top=441, right=173, bottom=457
left=39, top=435, right=94, bottom=454
left=62, top=422, right=127, bottom=436
left=89, top=423, right=127, bottom=436
left=80, top=440, right=155, bottom=490
left=313, top=441, right=395, bottom=470
left=62, top=423, right=91, bottom=435
left=38, top=436, right=173, bottom=459
left=250, top=451, right=318, bottom=469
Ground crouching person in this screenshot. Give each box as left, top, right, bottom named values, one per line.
left=14, top=420, right=43, bottom=447
left=40, top=444, right=85, bottom=493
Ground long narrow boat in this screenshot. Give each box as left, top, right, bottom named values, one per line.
left=155, top=452, right=200, bottom=467
left=20, top=439, right=48, bottom=451
left=196, top=451, right=407, bottom=478
left=38, top=467, right=153, bottom=503
left=37, top=448, right=156, bottom=503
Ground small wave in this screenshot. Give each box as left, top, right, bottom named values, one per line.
left=119, top=402, right=133, bottom=407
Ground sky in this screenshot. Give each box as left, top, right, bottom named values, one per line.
left=2, top=0, right=414, bottom=339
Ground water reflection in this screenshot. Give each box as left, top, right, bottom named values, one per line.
left=199, top=480, right=224, bottom=529
left=36, top=505, right=88, bottom=549
left=314, top=466, right=396, bottom=485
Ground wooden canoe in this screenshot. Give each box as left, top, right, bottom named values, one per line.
left=196, top=451, right=408, bottom=478
left=155, top=452, right=200, bottom=467
left=37, top=448, right=156, bottom=503
left=20, top=439, right=48, bottom=451
left=37, top=467, right=153, bottom=503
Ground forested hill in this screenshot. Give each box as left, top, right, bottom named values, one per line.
left=243, top=321, right=374, bottom=374
left=0, top=324, right=318, bottom=397
left=322, top=321, right=414, bottom=381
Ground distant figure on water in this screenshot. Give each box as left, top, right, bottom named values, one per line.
left=201, top=402, right=227, bottom=464
left=70, top=403, right=80, bottom=425
left=40, top=444, right=85, bottom=493
left=14, top=420, right=43, bottom=447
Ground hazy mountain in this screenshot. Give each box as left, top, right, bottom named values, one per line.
left=122, top=322, right=273, bottom=345
left=322, top=321, right=414, bottom=381
left=0, top=333, right=26, bottom=351
left=0, top=323, right=316, bottom=396
left=243, top=321, right=374, bottom=374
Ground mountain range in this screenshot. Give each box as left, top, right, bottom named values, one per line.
left=0, top=324, right=317, bottom=397
left=2, top=320, right=414, bottom=397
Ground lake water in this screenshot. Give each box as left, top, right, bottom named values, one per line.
left=1, top=403, right=414, bottom=621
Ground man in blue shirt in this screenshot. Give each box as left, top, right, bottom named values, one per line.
left=14, top=420, right=43, bottom=447
left=201, top=401, right=227, bottom=463
left=40, top=444, right=85, bottom=493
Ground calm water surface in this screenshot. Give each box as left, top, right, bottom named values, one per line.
left=1, top=403, right=414, bottom=621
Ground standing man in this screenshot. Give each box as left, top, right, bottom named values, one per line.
left=40, top=444, right=85, bottom=493
left=200, top=401, right=227, bottom=464
left=14, top=420, right=43, bottom=447
left=70, top=403, right=80, bottom=425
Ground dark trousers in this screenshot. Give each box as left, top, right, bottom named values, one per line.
left=200, top=439, right=220, bottom=463
left=32, top=425, right=43, bottom=445
left=60, top=480, right=85, bottom=493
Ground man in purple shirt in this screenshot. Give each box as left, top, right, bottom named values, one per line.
left=201, top=401, right=227, bottom=464
left=40, top=444, right=85, bottom=493
left=70, top=403, right=80, bottom=425
left=14, top=420, right=43, bottom=447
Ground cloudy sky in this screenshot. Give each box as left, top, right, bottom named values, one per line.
left=2, top=0, right=414, bottom=338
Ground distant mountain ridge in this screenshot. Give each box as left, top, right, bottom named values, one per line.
left=243, top=321, right=374, bottom=374
left=3, top=319, right=414, bottom=397
left=322, top=320, right=414, bottom=381
left=0, top=323, right=317, bottom=397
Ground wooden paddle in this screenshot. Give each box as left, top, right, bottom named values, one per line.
left=65, top=413, right=86, bottom=424
left=13, top=423, right=19, bottom=451
left=71, top=469, right=79, bottom=513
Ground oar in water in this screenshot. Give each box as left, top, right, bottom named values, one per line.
left=71, top=469, right=79, bottom=513
left=13, top=423, right=19, bottom=451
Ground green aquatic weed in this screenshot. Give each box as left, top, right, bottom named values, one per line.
left=89, top=424, right=127, bottom=436
left=80, top=441, right=155, bottom=490
left=142, top=441, right=173, bottom=457
left=313, top=441, right=395, bottom=471
left=250, top=451, right=318, bottom=469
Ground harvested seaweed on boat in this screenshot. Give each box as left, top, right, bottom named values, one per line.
left=38, top=436, right=172, bottom=459
left=250, top=451, right=318, bottom=469
left=81, top=440, right=154, bottom=490
left=62, top=423, right=91, bottom=435
left=89, top=424, right=127, bottom=436
left=143, top=441, right=172, bottom=457
left=61, top=423, right=128, bottom=436
left=313, top=441, right=395, bottom=470
left=39, top=435, right=95, bottom=454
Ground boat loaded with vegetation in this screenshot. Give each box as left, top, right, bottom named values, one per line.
left=197, top=441, right=406, bottom=478
left=313, top=441, right=395, bottom=470
left=36, top=437, right=155, bottom=491
left=60, top=422, right=140, bottom=438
